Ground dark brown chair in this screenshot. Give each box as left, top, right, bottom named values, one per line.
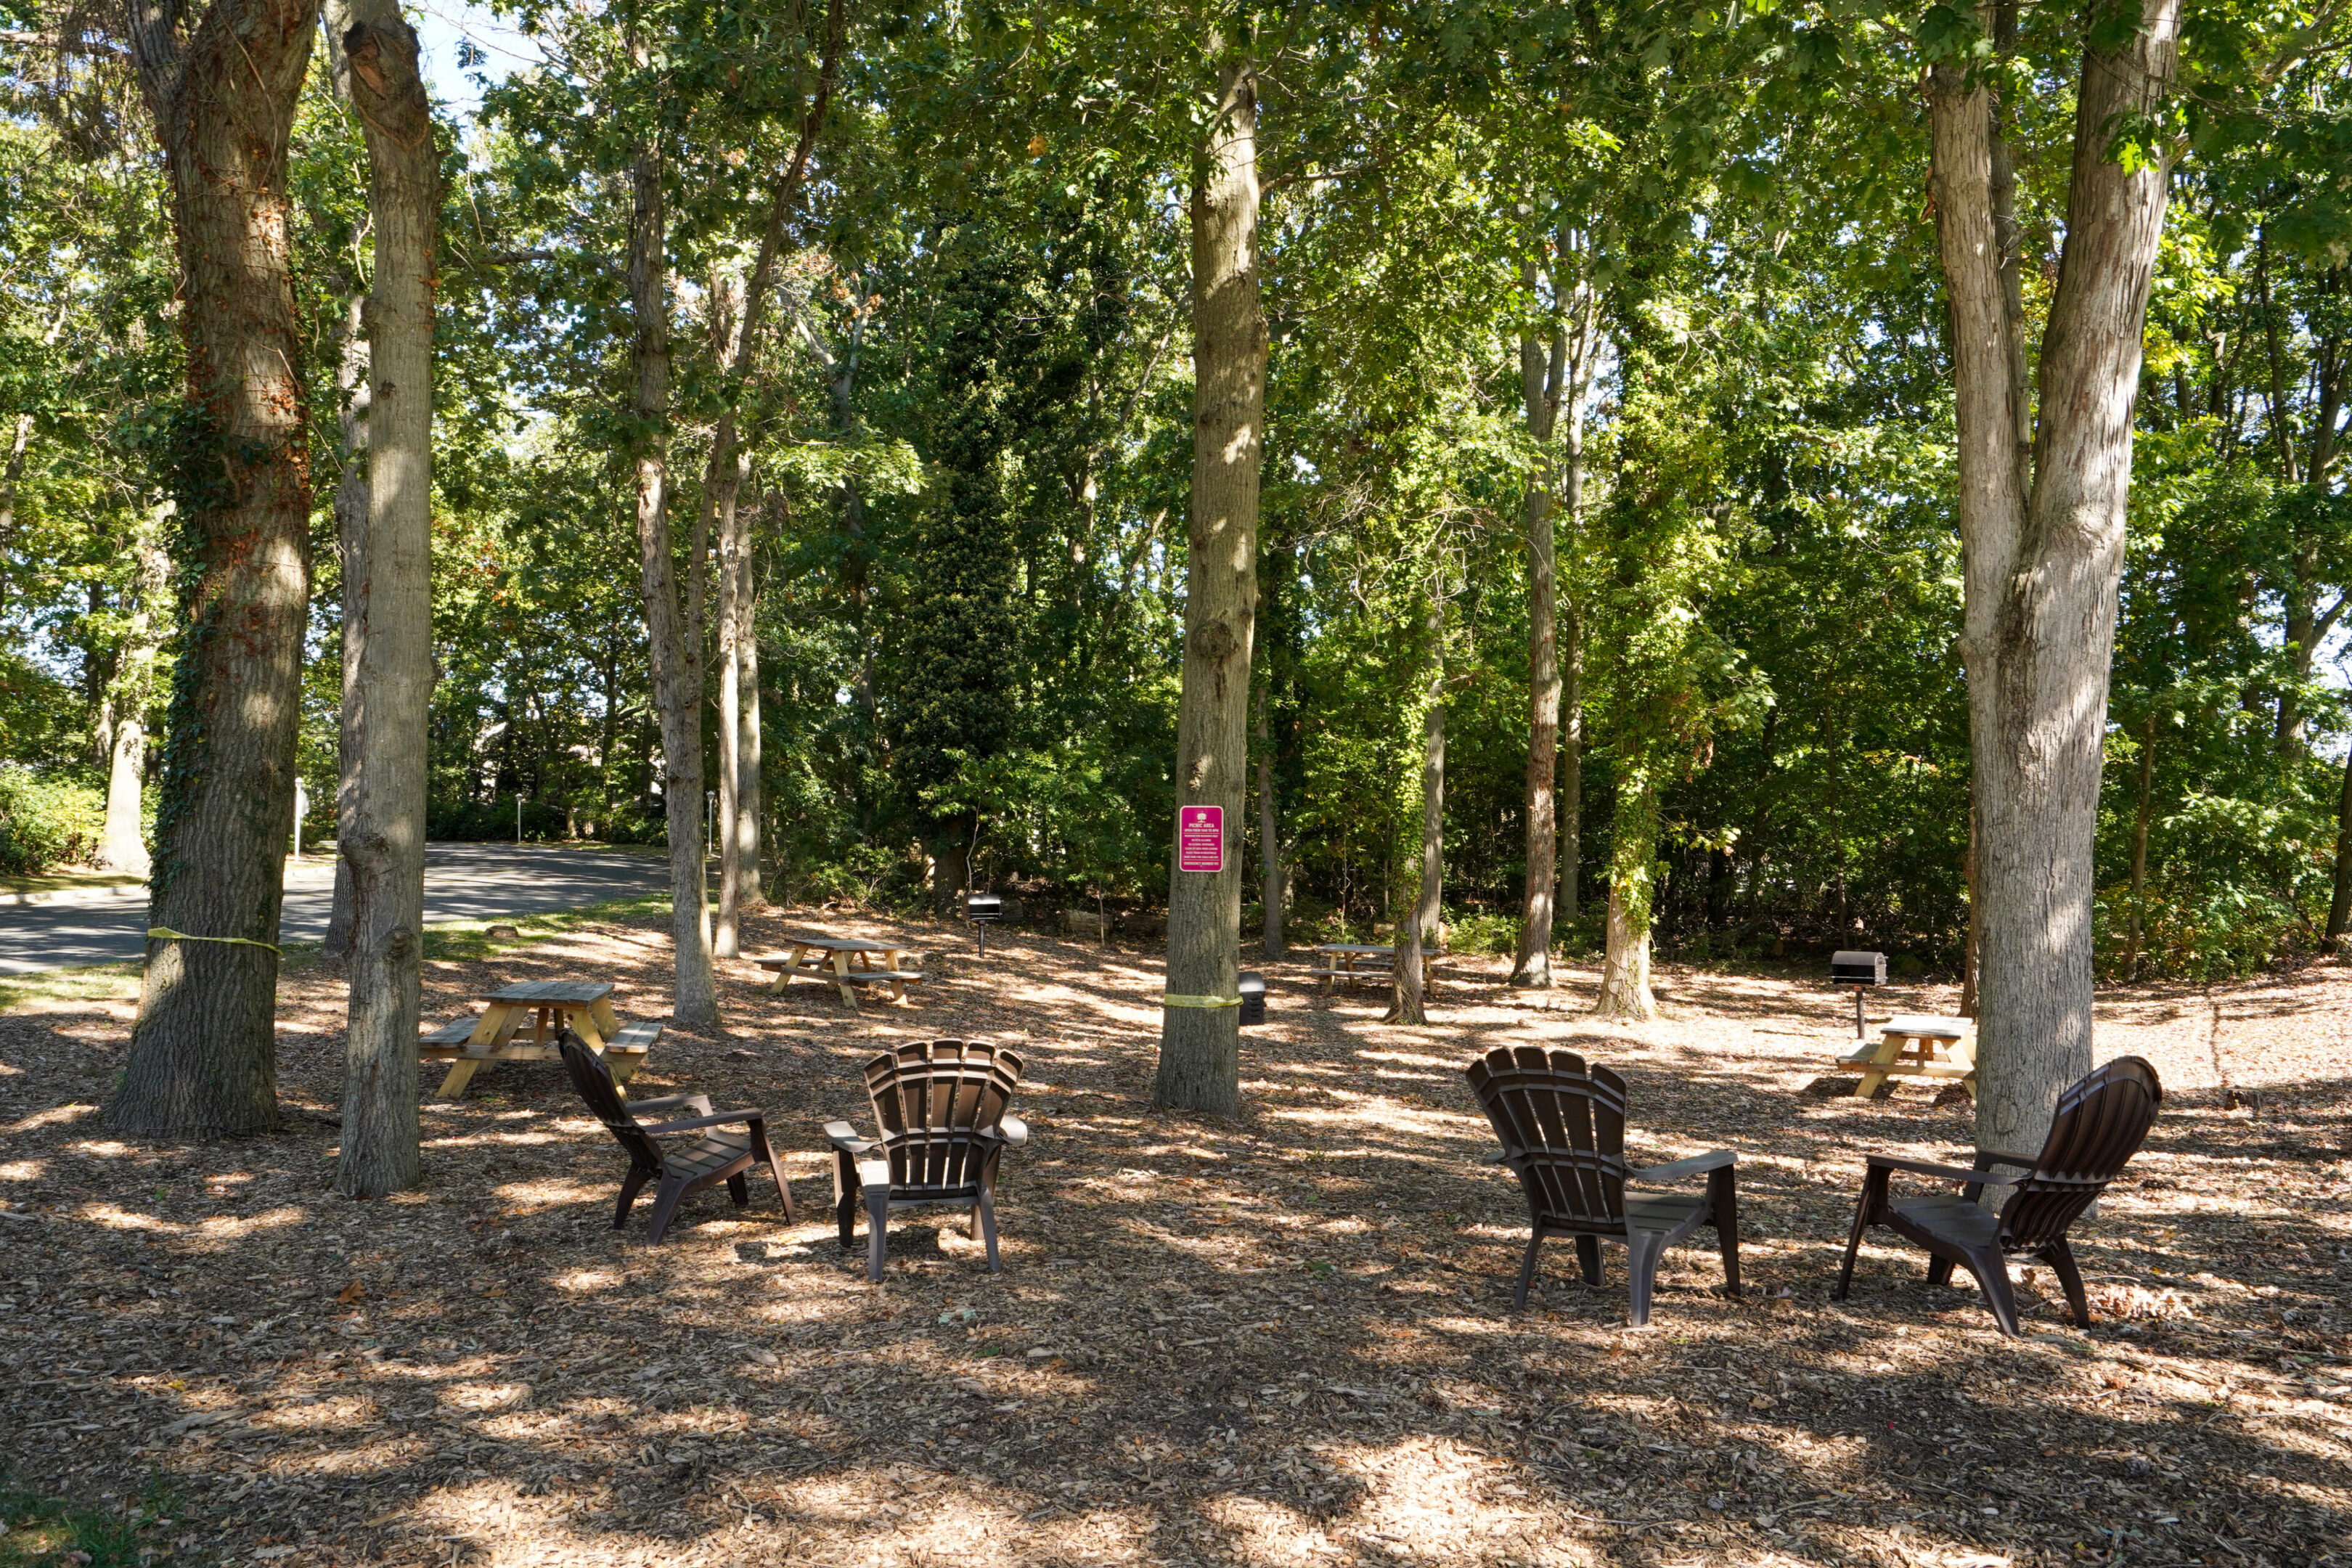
left=825, top=1039, right=1026, bottom=1281
left=558, top=1030, right=791, bottom=1243
left=1464, top=1045, right=1741, bottom=1323
left=1833, top=1055, right=2163, bottom=1334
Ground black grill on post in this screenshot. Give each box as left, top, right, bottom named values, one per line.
left=967, top=893, right=1003, bottom=955
left=1238, top=971, right=1267, bottom=1027
left=1831, top=950, right=1886, bottom=1038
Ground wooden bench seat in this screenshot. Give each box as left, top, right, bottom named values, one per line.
left=420, top=1013, right=658, bottom=1097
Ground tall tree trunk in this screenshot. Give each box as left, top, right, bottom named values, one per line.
left=0, top=412, right=27, bottom=619
left=333, top=0, right=436, bottom=1199
left=710, top=272, right=748, bottom=959
left=1256, top=684, right=1283, bottom=960
left=1929, top=0, right=2182, bottom=1159
left=1511, top=285, right=1565, bottom=987
left=99, top=505, right=171, bottom=874
left=320, top=287, right=369, bottom=961
left=1593, top=766, right=1661, bottom=1021
left=108, top=0, right=318, bottom=1142
left=1959, top=783, right=1980, bottom=1018
left=626, top=54, right=721, bottom=1032
left=2126, top=712, right=2156, bottom=979
left=1559, top=592, right=1582, bottom=926
left=2327, top=743, right=2352, bottom=949
left=1153, top=51, right=1264, bottom=1116
left=1389, top=583, right=1445, bottom=1026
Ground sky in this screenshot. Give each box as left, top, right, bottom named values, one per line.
left=409, top=0, right=539, bottom=123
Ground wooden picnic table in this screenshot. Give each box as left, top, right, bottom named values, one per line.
left=1310, top=943, right=1426, bottom=992
left=1834, top=1015, right=1976, bottom=1099
left=756, top=935, right=923, bottom=1008
left=421, top=979, right=659, bottom=1100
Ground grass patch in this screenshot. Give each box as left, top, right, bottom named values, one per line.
left=0, top=1476, right=179, bottom=1568
left=0, top=869, right=144, bottom=898
left=0, top=961, right=142, bottom=1017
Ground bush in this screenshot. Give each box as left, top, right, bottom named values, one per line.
left=1444, top=908, right=1522, bottom=956
left=0, top=767, right=107, bottom=876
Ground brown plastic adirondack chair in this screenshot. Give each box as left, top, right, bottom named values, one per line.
left=1833, top=1055, right=2163, bottom=1334
left=1464, top=1045, right=1741, bottom=1323
left=825, top=1039, right=1027, bottom=1281
left=558, top=1030, right=791, bottom=1243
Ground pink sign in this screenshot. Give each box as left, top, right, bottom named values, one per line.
left=1177, top=806, right=1225, bottom=873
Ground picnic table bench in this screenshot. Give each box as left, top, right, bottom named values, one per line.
left=1834, top=1015, right=1975, bottom=1099
left=756, top=935, right=925, bottom=1008
left=1310, top=943, right=1428, bottom=992
left=420, top=979, right=661, bottom=1100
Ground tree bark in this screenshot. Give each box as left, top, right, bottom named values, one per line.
left=626, top=53, right=722, bottom=1032
left=320, top=287, right=368, bottom=961
left=1511, top=282, right=1565, bottom=987
left=2327, top=743, right=2352, bottom=948
left=1928, top=0, right=2182, bottom=1159
left=108, top=0, right=318, bottom=1142
left=332, top=0, right=436, bottom=1199
left=1153, top=51, right=1263, bottom=1116
left=1389, top=583, right=1445, bottom=1026
left=98, top=506, right=171, bottom=874
left=1593, top=766, right=1661, bottom=1021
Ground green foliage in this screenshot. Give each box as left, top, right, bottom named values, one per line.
left=0, top=766, right=105, bottom=876
left=0, top=1474, right=177, bottom=1567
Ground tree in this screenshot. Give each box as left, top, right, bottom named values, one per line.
left=1154, top=43, right=1265, bottom=1117
left=107, top=0, right=319, bottom=1140
left=330, top=0, right=437, bottom=1199
left=1388, top=575, right=1445, bottom=1026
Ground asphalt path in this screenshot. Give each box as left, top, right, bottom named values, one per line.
left=0, top=844, right=674, bottom=976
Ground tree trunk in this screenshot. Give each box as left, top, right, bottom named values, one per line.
left=2327, top=743, right=2352, bottom=949
left=333, top=0, right=436, bottom=1199
left=1593, top=767, right=1661, bottom=1021
left=710, top=272, right=748, bottom=960
left=1153, top=52, right=1264, bottom=1117
left=98, top=506, right=171, bottom=874
left=1559, top=593, right=1582, bottom=926
left=1255, top=682, right=1283, bottom=959
left=1389, top=584, right=1445, bottom=1026
left=1930, top=0, right=2182, bottom=1159
left=1511, top=290, right=1565, bottom=987
left=2126, top=712, right=2155, bottom=979
left=1959, top=783, right=1980, bottom=1018
left=108, top=0, right=318, bottom=1142
left=626, top=57, right=722, bottom=1032
left=320, top=287, right=368, bottom=961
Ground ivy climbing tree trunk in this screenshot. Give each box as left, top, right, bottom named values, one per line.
left=107, top=0, right=318, bottom=1141
left=1594, top=764, right=1662, bottom=1021
left=1153, top=49, right=1263, bottom=1117
left=1389, top=583, right=1444, bottom=1027
left=1929, top=0, right=2181, bottom=1159
left=626, top=56, right=722, bottom=1032
left=1511, top=286, right=1565, bottom=989
left=333, top=0, right=436, bottom=1199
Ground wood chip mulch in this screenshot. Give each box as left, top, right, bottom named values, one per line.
left=3, top=907, right=2348, bottom=1568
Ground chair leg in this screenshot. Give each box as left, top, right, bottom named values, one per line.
left=1966, top=1247, right=2023, bottom=1336
left=2044, top=1238, right=2091, bottom=1328
left=727, top=1171, right=750, bottom=1208
left=1575, top=1234, right=1603, bottom=1286
left=969, top=1203, right=984, bottom=1241
left=834, top=1152, right=859, bottom=1249
left=976, top=1190, right=1002, bottom=1274
left=1514, top=1230, right=1544, bottom=1312
left=1927, top=1255, right=1957, bottom=1289
left=645, top=1175, right=692, bottom=1244
left=613, top=1167, right=650, bottom=1230
left=1833, top=1170, right=1885, bottom=1302
left=1626, top=1229, right=1665, bottom=1328
left=864, top=1185, right=890, bottom=1281
left=1710, top=1166, right=1741, bottom=1295
left=754, top=1127, right=793, bottom=1221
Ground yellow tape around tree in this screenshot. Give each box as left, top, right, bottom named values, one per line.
left=147, top=927, right=282, bottom=956
left=1161, top=994, right=1242, bottom=1009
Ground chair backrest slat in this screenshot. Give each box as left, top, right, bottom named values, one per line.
left=559, top=1030, right=665, bottom=1172
left=1464, top=1046, right=1628, bottom=1228
left=2001, top=1056, right=2163, bottom=1250
left=862, top=1040, right=1024, bottom=1194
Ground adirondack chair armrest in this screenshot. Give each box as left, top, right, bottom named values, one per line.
left=639, top=1109, right=767, bottom=1135
left=991, top=1114, right=1029, bottom=1148
left=1864, top=1152, right=1990, bottom=1186
left=1630, top=1150, right=1736, bottom=1184
left=1971, top=1149, right=2039, bottom=1173
left=822, top=1120, right=878, bottom=1153
left=627, top=1093, right=712, bottom=1117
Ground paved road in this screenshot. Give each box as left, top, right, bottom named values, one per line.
left=0, top=844, right=674, bottom=975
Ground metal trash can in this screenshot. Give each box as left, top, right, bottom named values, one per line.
left=1238, top=971, right=1267, bottom=1027
left=1830, top=950, right=1887, bottom=1037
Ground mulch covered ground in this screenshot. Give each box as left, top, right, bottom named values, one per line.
left=2, top=905, right=2348, bottom=1568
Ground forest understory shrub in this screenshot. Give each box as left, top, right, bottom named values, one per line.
left=0, top=767, right=107, bottom=875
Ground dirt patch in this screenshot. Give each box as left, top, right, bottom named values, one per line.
left=2, top=910, right=2347, bottom=1567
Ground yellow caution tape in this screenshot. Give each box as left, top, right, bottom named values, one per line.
left=147, top=927, right=282, bottom=955
left=1161, top=994, right=1242, bottom=1009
